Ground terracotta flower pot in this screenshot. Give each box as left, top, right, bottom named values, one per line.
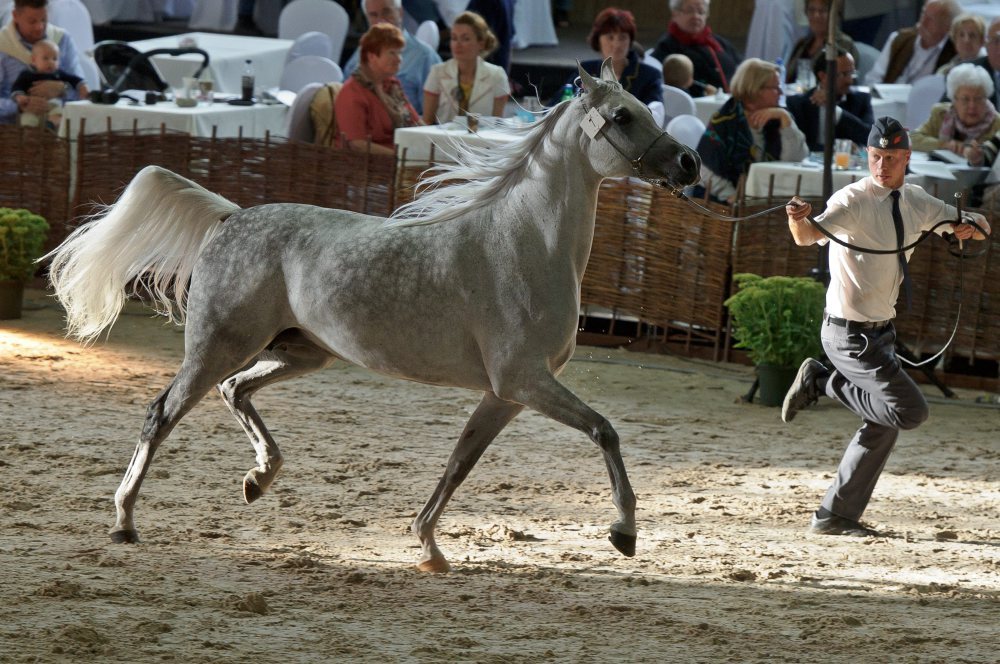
left=0, top=280, right=25, bottom=320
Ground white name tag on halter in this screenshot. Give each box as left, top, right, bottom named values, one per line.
left=580, top=107, right=606, bottom=139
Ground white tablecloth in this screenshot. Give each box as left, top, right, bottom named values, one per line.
left=512, top=0, right=557, bottom=49
left=394, top=122, right=524, bottom=163
left=128, top=32, right=293, bottom=96
left=745, top=158, right=987, bottom=199
left=60, top=98, right=288, bottom=139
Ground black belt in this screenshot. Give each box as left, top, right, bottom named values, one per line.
left=824, top=313, right=891, bottom=332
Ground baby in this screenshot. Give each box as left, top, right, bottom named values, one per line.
left=661, top=53, right=717, bottom=98
left=10, top=39, right=89, bottom=130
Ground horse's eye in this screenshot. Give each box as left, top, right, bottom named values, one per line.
left=612, top=107, right=631, bottom=125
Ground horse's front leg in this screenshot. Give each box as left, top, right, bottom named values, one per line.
left=412, top=392, right=524, bottom=572
left=497, top=371, right=637, bottom=557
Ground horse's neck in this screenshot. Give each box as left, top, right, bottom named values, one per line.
left=504, top=124, right=603, bottom=271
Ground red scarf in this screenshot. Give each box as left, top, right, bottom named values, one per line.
left=668, top=21, right=729, bottom=92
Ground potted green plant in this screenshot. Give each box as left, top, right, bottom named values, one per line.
left=0, top=207, right=49, bottom=320
left=724, top=273, right=826, bottom=406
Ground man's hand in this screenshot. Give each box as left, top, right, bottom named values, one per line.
left=787, top=196, right=822, bottom=246
left=28, top=79, right=65, bottom=100
left=954, top=212, right=991, bottom=241
left=809, top=86, right=827, bottom=107
left=786, top=195, right=812, bottom=221
left=964, top=140, right=984, bottom=166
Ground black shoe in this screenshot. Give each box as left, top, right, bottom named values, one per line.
left=781, top=358, right=826, bottom=423
left=809, top=513, right=879, bottom=537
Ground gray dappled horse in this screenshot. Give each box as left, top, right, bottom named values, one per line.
left=46, top=61, right=701, bottom=572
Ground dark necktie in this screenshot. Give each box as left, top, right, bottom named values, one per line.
left=890, top=190, right=912, bottom=311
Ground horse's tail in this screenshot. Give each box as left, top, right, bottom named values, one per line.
left=45, top=165, right=240, bottom=343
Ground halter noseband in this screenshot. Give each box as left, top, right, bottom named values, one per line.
left=579, top=97, right=675, bottom=182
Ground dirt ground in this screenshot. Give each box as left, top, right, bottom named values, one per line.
left=1, top=288, right=998, bottom=663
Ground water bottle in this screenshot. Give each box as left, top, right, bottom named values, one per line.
left=241, top=59, right=255, bottom=102
left=560, top=83, right=575, bottom=102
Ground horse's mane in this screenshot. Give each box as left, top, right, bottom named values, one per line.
left=387, top=101, right=575, bottom=227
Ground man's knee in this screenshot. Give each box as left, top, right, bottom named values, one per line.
left=897, top=400, right=929, bottom=430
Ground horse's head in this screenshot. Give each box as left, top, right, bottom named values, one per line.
left=574, top=59, right=701, bottom=191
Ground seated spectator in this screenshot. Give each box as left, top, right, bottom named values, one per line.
left=865, top=0, right=960, bottom=85
left=650, top=0, right=741, bottom=94
left=937, top=13, right=986, bottom=77
left=558, top=7, right=662, bottom=106
left=786, top=49, right=873, bottom=151
left=466, top=0, right=514, bottom=73
left=336, top=23, right=421, bottom=155
left=910, top=63, right=1000, bottom=155
left=697, top=58, right=808, bottom=204
left=343, top=0, right=442, bottom=115
left=0, top=0, right=87, bottom=125
left=785, top=0, right=858, bottom=86
left=10, top=38, right=86, bottom=129
left=423, top=11, right=509, bottom=124
left=662, top=53, right=716, bottom=97
left=973, top=17, right=1000, bottom=108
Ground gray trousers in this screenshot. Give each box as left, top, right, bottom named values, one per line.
left=819, top=320, right=929, bottom=520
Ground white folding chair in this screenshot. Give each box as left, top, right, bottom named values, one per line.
left=662, top=85, right=696, bottom=125
left=48, top=0, right=95, bottom=54
left=647, top=101, right=665, bottom=130
left=415, top=19, right=440, bottom=52
left=284, top=81, right=324, bottom=142
left=285, top=31, right=334, bottom=64
left=188, top=0, right=238, bottom=31
left=666, top=114, right=706, bottom=150
left=279, top=0, right=350, bottom=65
left=854, top=42, right=881, bottom=84
left=905, top=74, right=945, bottom=130
left=280, top=55, right=343, bottom=93
left=643, top=48, right=662, bottom=72
left=78, top=53, right=101, bottom=89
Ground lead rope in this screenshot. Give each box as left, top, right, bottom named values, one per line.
left=669, top=190, right=991, bottom=369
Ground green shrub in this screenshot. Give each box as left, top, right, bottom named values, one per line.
left=724, top=273, right=826, bottom=367
left=0, top=208, right=49, bottom=282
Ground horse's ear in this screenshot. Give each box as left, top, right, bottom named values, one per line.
left=600, top=57, right=616, bottom=83
left=577, top=62, right=599, bottom=93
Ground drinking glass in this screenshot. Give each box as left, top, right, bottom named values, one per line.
left=834, top=139, right=852, bottom=169
left=197, top=78, right=214, bottom=104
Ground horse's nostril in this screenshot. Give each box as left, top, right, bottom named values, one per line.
left=679, top=152, right=699, bottom=177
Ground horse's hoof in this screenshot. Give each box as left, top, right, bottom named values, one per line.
left=609, top=529, right=636, bottom=557
left=110, top=528, right=140, bottom=544
left=416, top=557, right=451, bottom=573
left=243, top=476, right=263, bottom=504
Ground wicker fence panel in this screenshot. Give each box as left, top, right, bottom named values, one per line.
left=0, top=126, right=71, bottom=251
left=894, top=207, right=999, bottom=361
left=636, top=186, right=735, bottom=354
left=74, top=128, right=194, bottom=218
left=580, top=177, right=648, bottom=318
left=731, top=197, right=824, bottom=280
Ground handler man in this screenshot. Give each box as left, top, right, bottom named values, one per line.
left=781, top=116, right=990, bottom=537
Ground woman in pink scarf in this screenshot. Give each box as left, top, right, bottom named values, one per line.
left=649, top=0, right=741, bottom=95
left=910, top=63, right=1000, bottom=157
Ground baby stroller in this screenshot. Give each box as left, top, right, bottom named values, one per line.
left=91, top=40, right=210, bottom=101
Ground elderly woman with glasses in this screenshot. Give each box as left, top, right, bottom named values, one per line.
left=696, top=58, right=808, bottom=204
left=650, top=0, right=741, bottom=93
left=910, top=63, right=1000, bottom=155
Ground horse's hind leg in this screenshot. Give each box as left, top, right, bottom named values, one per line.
left=496, top=372, right=637, bottom=557
left=217, top=333, right=335, bottom=504
left=111, top=358, right=235, bottom=543
left=412, top=392, right=524, bottom=573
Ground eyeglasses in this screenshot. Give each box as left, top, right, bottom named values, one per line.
left=675, top=5, right=708, bottom=16
left=954, top=95, right=987, bottom=104
left=836, top=70, right=857, bottom=79
left=806, top=7, right=830, bottom=16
